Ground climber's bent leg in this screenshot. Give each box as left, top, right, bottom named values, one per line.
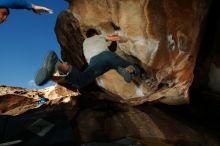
left=99, top=51, right=141, bottom=82
left=61, top=52, right=112, bottom=89
left=60, top=51, right=141, bottom=88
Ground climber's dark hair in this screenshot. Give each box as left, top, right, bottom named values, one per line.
left=86, top=29, right=99, bottom=38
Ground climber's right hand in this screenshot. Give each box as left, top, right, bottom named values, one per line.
left=32, top=4, right=53, bottom=15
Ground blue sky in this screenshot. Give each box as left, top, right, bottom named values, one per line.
left=0, top=0, right=68, bottom=89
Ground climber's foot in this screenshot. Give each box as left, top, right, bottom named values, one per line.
left=35, top=51, right=58, bottom=86
left=117, top=66, right=135, bottom=83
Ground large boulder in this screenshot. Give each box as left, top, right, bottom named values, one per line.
left=55, top=0, right=211, bottom=105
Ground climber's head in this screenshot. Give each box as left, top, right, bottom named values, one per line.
left=86, top=29, right=99, bottom=38
left=0, top=7, right=9, bottom=24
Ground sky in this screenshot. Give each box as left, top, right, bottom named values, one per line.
left=0, top=0, right=68, bottom=89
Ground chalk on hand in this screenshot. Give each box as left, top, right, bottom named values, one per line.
left=48, top=10, right=54, bottom=14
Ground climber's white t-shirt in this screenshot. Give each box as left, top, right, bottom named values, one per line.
left=83, top=35, right=111, bottom=63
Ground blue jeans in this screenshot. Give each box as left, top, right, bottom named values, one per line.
left=62, top=51, right=140, bottom=89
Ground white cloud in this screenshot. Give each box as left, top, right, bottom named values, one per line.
left=27, top=80, right=37, bottom=88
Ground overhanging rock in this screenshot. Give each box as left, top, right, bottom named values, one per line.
left=55, top=0, right=210, bottom=105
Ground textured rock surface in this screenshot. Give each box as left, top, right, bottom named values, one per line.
left=0, top=85, right=79, bottom=116
left=55, top=10, right=86, bottom=70
left=74, top=103, right=219, bottom=145
left=55, top=0, right=210, bottom=105
left=0, top=86, right=219, bottom=145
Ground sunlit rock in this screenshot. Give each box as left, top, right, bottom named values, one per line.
left=0, top=85, right=79, bottom=116
left=55, top=0, right=210, bottom=105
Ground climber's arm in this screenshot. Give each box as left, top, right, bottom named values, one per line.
left=0, top=0, right=53, bottom=14
left=0, top=0, right=32, bottom=10
left=105, top=35, right=120, bottom=42
left=105, top=31, right=128, bottom=43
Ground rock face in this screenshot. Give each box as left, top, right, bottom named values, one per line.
left=0, top=85, right=79, bottom=116
left=1, top=85, right=219, bottom=145
left=74, top=101, right=219, bottom=145
left=55, top=0, right=210, bottom=105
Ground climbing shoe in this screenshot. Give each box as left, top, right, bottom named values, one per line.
left=117, top=67, right=133, bottom=83
left=35, top=51, right=58, bottom=86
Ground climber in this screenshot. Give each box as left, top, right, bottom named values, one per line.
left=0, top=0, right=52, bottom=24
left=35, top=29, right=141, bottom=89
